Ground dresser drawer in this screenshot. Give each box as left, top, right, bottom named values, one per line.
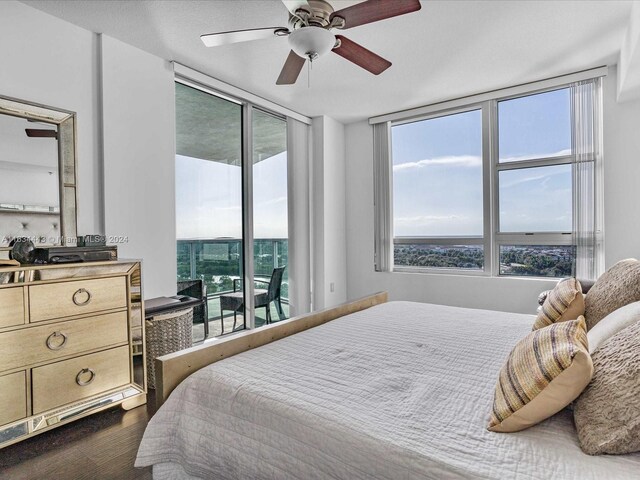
left=0, top=311, right=128, bottom=373
left=29, top=277, right=127, bottom=322
left=0, top=287, right=25, bottom=329
left=32, top=346, right=131, bottom=414
left=0, top=371, right=27, bottom=426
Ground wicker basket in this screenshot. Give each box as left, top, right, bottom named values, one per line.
left=145, top=307, right=193, bottom=389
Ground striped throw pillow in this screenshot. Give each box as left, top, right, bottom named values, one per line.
left=489, top=316, right=593, bottom=432
left=533, top=278, right=584, bottom=330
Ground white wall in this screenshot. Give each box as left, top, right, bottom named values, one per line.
left=0, top=114, right=59, bottom=207
left=312, top=116, right=347, bottom=310
left=0, top=114, right=58, bottom=169
left=0, top=167, right=59, bottom=207
left=345, top=70, right=640, bottom=314
left=0, top=2, right=177, bottom=299
left=604, top=67, right=640, bottom=265
left=101, top=35, right=177, bottom=298
left=617, top=0, right=640, bottom=102
left=0, top=1, right=102, bottom=233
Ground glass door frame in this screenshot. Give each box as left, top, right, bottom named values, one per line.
left=176, top=77, right=290, bottom=331
left=241, top=103, right=255, bottom=329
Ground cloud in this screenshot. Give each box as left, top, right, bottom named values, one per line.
left=393, top=155, right=481, bottom=171
left=256, top=196, right=287, bottom=207
left=209, top=204, right=241, bottom=212
left=395, top=214, right=469, bottom=225
left=499, top=149, right=571, bottom=163
left=500, top=167, right=570, bottom=189
left=393, top=150, right=572, bottom=173
left=501, top=173, right=548, bottom=189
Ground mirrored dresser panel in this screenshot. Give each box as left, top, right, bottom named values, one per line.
left=0, top=260, right=145, bottom=449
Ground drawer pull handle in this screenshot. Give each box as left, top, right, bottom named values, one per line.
left=72, top=288, right=92, bottom=306
left=45, top=331, right=68, bottom=350
left=75, top=368, right=96, bottom=386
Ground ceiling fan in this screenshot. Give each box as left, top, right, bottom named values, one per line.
left=200, top=0, right=422, bottom=85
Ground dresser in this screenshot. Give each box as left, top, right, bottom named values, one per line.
left=0, top=260, right=146, bottom=449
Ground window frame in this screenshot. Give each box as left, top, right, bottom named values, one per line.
left=174, top=77, right=292, bottom=330
left=390, top=103, right=490, bottom=276
left=388, top=84, right=584, bottom=279
left=492, top=86, right=576, bottom=277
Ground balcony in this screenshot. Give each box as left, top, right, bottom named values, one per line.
left=177, top=238, right=289, bottom=340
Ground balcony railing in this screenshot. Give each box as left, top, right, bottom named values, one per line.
left=177, top=238, right=289, bottom=303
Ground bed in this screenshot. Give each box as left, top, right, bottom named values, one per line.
left=135, top=294, right=640, bottom=479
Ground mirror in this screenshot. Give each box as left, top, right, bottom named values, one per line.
left=0, top=95, right=77, bottom=249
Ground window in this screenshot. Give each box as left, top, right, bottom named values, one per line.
left=375, top=73, right=604, bottom=279
left=391, top=109, right=484, bottom=271
left=175, top=81, right=293, bottom=336
left=175, top=82, right=247, bottom=337
left=496, top=89, right=575, bottom=278
left=252, top=109, right=289, bottom=307
left=498, top=88, right=571, bottom=163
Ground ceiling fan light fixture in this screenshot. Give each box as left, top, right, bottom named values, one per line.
left=288, top=27, right=335, bottom=60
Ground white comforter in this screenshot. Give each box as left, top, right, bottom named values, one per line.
left=136, top=301, right=640, bottom=479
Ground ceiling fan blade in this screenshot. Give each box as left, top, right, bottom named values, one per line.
left=276, top=51, right=306, bottom=85
left=25, top=128, right=57, bottom=139
left=332, top=35, right=391, bottom=75
left=281, top=0, right=311, bottom=16
left=201, top=27, right=288, bottom=47
left=331, top=0, right=421, bottom=29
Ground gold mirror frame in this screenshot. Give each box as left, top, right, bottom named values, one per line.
left=0, top=95, right=78, bottom=246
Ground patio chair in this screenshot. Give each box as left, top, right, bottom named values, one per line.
left=177, top=279, right=209, bottom=339
left=219, top=266, right=286, bottom=333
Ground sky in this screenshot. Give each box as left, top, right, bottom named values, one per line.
left=176, top=88, right=572, bottom=241
left=392, top=88, right=572, bottom=237
left=176, top=152, right=288, bottom=240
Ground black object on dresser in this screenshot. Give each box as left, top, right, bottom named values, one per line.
left=31, top=245, right=117, bottom=264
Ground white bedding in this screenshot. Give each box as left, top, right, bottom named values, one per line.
left=135, top=301, right=640, bottom=479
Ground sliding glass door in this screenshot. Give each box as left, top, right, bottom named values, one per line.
left=175, top=82, right=245, bottom=339
left=252, top=109, right=289, bottom=328
left=175, top=82, right=291, bottom=339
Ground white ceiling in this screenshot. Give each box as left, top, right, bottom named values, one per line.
left=21, top=0, right=634, bottom=123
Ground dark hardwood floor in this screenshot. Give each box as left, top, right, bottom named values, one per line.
left=0, top=393, right=156, bottom=480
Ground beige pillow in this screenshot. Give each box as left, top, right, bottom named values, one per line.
left=584, top=258, right=640, bottom=330
left=587, top=301, right=640, bottom=354
left=489, top=316, right=593, bottom=433
left=574, top=320, right=640, bottom=455
left=533, top=278, right=584, bottom=330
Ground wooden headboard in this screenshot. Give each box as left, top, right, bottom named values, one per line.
left=154, top=292, right=388, bottom=407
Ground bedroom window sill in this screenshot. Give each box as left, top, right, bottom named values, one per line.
left=392, top=266, right=488, bottom=277
left=389, top=267, right=563, bottom=283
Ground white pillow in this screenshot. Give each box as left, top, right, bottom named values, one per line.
left=587, top=301, right=640, bottom=354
